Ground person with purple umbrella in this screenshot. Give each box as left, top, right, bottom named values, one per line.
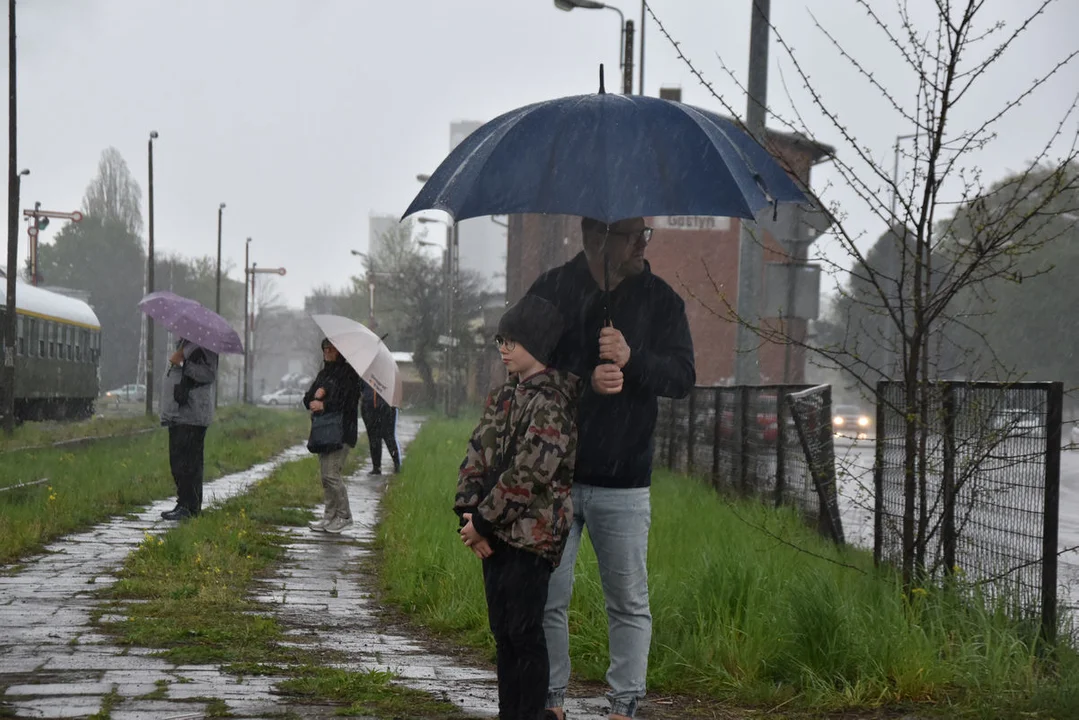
left=160, top=338, right=219, bottom=521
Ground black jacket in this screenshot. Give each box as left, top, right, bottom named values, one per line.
left=303, top=359, right=362, bottom=448
left=528, top=252, right=695, bottom=488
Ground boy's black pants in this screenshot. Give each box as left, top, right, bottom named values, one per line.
left=482, top=542, right=554, bottom=720
left=168, top=424, right=207, bottom=514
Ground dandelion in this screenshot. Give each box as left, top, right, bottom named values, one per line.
left=911, top=587, right=929, bottom=598
left=48, top=492, right=57, bottom=503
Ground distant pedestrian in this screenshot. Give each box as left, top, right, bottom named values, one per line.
left=304, top=338, right=362, bottom=534
left=360, top=380, right=401, bottom=475
left=160, top=338, right=219, bottom=521
left=455, top=295, right=578, bottom=720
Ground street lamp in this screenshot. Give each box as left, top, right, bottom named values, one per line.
left=553, top=0, right=638, bottom=94
left=215, top=202, right=226, bottom=314
left=2, top=167, right=28, bottom=433
left=417, top=213, right=458, bottom=417
left=145, top=130, right=158, bottom=418
left=242, top=237, right=252, bottom=403
left=350, top=249, right=378, bottom=327
left=246, top=261, right=286, bottom=403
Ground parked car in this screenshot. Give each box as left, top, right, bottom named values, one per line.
left=833, top=404, right=872, bottom=439
left=259, top=387, right=304, bottom=407
left=103, top=383, right=146, bottom=403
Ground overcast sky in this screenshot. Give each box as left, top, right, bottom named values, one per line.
left=4, top=0, right=1077, bottom=307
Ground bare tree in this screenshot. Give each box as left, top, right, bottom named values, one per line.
left=82, top=147, right=144, bottom=236
left=648, top=1, right=1079, bottom=590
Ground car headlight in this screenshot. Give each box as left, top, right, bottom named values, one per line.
left=858, top=416, right=870, bottom=427
left=833, top=416, right=845, bottom=426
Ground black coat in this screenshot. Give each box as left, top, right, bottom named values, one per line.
left=303, top=359, right=361, bottom=448
left=528, top=252, right=695, bottom=488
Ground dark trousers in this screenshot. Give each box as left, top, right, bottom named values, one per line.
left=168, top=424, right=207, bottom=514
left=362, top=404, right=400, bottom=471
left=482, top=543, right=553, bottom=720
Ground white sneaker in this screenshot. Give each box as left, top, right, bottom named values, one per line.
left=323, top=518, right=353, bottom=534
left=309, top=518, right=331, bottom=531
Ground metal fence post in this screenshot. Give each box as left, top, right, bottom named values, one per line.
left=775, top=387, right=787, bottom=507
left=712, top=387, right=722, bottom=488
left=1042, top=381, right=1063, bottom=644
left=873, top=380, right=886, bottom=566
left=740, top=385, right=751, bottom=494
left=941, top=384, right=957, bottom=576
left=687, top=389, right=697, bottom=475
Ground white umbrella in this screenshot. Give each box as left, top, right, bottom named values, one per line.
left=310, top=314, right=403, bottom=407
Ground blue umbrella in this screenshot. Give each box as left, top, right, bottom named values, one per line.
left=403, top=70, right=808, bottom=224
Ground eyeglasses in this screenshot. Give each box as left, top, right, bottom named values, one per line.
left=494, top=335, right=516, bottom=351
left=606, top=226, right=653, bottom=245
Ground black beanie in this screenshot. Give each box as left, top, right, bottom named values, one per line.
left=497, top=295, right=564, bottom=366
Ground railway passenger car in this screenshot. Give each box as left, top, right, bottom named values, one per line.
left=0, top=275, right=102, bottom=421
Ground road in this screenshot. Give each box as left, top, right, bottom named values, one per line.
left=832, top=436, right=1079, bottom=609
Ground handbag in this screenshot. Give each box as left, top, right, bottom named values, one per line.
left=307, top=411, right=345, bottom=454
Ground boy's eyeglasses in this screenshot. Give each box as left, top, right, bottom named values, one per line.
left=494, top=335, right=516, bottom=351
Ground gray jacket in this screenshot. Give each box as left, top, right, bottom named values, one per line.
left=160, top=340, right=218, bottom=428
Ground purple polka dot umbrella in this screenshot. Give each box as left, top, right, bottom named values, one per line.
left=138, top=290, right=244, bottom=355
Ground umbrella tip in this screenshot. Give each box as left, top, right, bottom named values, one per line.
left=598, top=63, right=606, bottom=94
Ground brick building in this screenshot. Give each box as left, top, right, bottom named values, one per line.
left=504, top=95, right=833, bottom=387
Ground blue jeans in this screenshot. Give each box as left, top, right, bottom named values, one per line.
left=544, top=484, right=651, bottom=718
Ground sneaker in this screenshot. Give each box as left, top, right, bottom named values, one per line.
left=323, top=518, right=353, bottom=534
left=309, top=518, right=330, bottom=532
left=369, top=468, right=382, bottom=476
left=160, top=504, right=182, bottom=519
left=162, top=506, right=195, bottom=521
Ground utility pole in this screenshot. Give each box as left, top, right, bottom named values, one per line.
left=246, top=262, right=286, bottom=404
left=733, top=0, right=770, bottom=385
left=3, top=0, right=18, bottom=434
left=242, top=237, right=251, bottom=403
left=622, top=20, right=635, bottom=95
left=145, top=131, right=158, bottom=417
left=638, top=0, right=645, bottom=94
left=214, top=202, right=225, bottom=408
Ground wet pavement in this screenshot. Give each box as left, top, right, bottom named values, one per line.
left=0, top=417, right=614, bottom=719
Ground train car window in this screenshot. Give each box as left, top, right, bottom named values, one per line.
left=48, top=322, right=56, bottom=359
left=16, top=316, right=24, bottom=356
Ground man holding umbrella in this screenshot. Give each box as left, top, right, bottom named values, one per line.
left=529, top=216, right=695, bottom=720
left=160, top=338, right=219, bottom=520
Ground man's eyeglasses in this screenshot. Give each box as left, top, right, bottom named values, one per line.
left=494, top=335, right=516, bottom=352
left=606, top=227, right=652, bottom=245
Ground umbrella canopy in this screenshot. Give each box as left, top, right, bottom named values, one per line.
left=402, top=85, right=808, bottom=225
left=310, top=314, right=403, bottom=408
left=138, top=291, right=243, bottom=355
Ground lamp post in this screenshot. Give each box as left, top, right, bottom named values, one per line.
left=215, top=202, right=226, bottom=314
left=246, top=262, right=286, bottom=404
left=242, top=237, right=251, bottom=403
left=553, top=0, right=638, bottom=94
left=144, top=130, right=158, bottom=417
left=350, top=249, right=378, bottom=327
left=415, top=204, right=458, bottom=417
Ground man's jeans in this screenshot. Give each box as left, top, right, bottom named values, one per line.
left=544, top=484, right=651, bottom=718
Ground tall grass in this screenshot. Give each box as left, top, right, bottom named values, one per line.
left=377, top=418, right=1079, bottom=717
left=0, top=407, right=310, bottom=564
left=0, top=413, right=160, bottom=453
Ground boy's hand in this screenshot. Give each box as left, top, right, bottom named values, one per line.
left=314, top=387, right=326, bottom=400
left=598, top=326, right=630, bottom=368
left=309, top=400, right=325, bottom=413
left=460, top=513, right=492, bottom=558
left=591, top=364, right=624, bottom=395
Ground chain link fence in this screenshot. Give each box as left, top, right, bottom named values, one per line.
left=655, top=385, right=844, bottom=543
left=874, top=381, right=1062, bottom=640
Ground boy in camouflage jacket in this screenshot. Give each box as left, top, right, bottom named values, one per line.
left=455, top=294, right=578, bottom=720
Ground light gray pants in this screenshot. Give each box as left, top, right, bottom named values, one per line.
left=544, top=484, right=652, bottom=718
left=319, top=446, right=351, bottom=521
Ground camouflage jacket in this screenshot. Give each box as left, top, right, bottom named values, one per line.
left=454, top=369, right=579, bottom=566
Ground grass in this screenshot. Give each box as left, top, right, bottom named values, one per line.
left=97, top=444, right=475, bottom=719
left=0, top=412, right=161, bottom=453
left=377, top=417, right=1079, bottom=719
left=0, top=406, right=309, bottom=564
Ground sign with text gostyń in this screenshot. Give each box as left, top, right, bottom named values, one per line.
left=653, top=216, right=732, bottom=232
